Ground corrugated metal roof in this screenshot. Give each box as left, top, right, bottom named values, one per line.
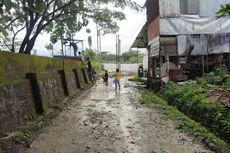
left=131, top=23, right=148, bottom=48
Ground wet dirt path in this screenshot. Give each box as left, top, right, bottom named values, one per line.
left=25, top=78, right=213, bottom=153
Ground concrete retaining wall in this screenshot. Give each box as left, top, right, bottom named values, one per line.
left=0, top=52, right=92, bottom=135
left=0, top=80, right=34, bottom=133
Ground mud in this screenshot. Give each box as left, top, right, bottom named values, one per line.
left=25, top=78, right=213, bottom=153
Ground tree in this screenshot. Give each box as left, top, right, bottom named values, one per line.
left=216, top=3, right=230, bottom=18
left=0, top=0, right=139, bottom=54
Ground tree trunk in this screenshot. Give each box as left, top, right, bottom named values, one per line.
left=24, top=32, right=40, bottom=54
left=19, top=38, right=28, bottom=53
left=19, top=19, right=38, bottom=53
left=24, top=40, right=35, bottom=54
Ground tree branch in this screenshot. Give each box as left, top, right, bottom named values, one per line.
left=46, top=0, right=77, bottom=17
left=3, top=16, right=20, bottom=29
left=11, top=25, right=26, bottom=52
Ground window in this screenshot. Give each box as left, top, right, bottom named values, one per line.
left=180, top=0, right=199, bottom=15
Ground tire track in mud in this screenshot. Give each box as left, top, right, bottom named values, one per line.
left=25, top=78, right=213, bottom=153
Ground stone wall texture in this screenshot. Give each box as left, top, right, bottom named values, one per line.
left=66, top=72, right=80, bottom=95
left=38, top=75, right=65, bottom=105
left=0, top=80, right=34, bottom=133
left=0, top=52, right=92, bottom=135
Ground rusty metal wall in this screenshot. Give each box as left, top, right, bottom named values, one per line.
left=148, top=16, right=160, bottom=57
left=147, top=16, right=160, bottom=43
left=146, top=0, right=159, bottom=24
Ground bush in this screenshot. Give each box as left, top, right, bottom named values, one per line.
left=205, top=65, right=228, bottom=85
left=162, top=82, right=230, bottom=143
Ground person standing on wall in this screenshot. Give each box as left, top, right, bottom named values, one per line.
left=86, top=57, right=96, bottom=82
left=78, top=52, right=84, bottom=61
left=113, top=68, right=121, bottom=90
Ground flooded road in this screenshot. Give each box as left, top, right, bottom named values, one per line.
left=25, top=78, right=212, bottom=153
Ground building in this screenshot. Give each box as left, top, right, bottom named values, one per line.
left=132, top=0, right=230, bottom=87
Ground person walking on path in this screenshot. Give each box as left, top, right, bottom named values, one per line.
left=113, top=68, right=121, bottom=90
left=102, top=70, right=109, bottom=85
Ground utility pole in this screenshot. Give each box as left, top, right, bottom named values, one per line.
left=118, top=36, right=121, bottom=70
left=116, top=34, right=121, bottom=69
left=96, top=24, right=102, bottom=63
left=116, top=34, right=118, bottom=68
left=99, top=32, right=101, bottom=63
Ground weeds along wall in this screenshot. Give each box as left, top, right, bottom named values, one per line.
left=0, top=51, right=91, bottom=134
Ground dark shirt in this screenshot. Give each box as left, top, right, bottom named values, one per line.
left=105, top=73, right=108, bottom=79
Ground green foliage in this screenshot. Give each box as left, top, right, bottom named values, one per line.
left=205, top=65, right=228, bottom=85
left=82, top=48, right=97, bottom=61
left=100, top=50, right=144, bottom=64
left=196, top=65, right=230, bottom=91
left=128, top=74, right=142, bottom=82
left=14, top=130, right=32, bottom=144
left=24, top=110, right=36, bottom=121
left=0, top=25, right=8, bottom=37
left=141, top=90, right=230, bottom=151
left=0, top=0, right=140, bottom=54
left=100, top=52, right=116, bottom=63
left=217, top=3, right=230, bottom=18
left=82, top=48, right=102, bottom=73
left=162, top=82, right=230, bottom=143
left=120, top=50, right=144, bottom=64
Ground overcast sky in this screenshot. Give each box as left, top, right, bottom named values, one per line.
left=33, top=0, right=146, bottom=57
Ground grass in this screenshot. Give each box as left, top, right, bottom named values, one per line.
left=140, top=89, right=230, bottom=152
left=128, top=74, right=143, bottom=82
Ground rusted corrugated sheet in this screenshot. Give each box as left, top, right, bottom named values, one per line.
left=147, top=16, right=160, bottom=43
left=146, top=0, right=159, bottom=25
left=159, top=0, right=180, bottom=17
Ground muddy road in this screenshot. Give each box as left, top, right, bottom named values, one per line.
left=25, top=78, right=212, bottom=153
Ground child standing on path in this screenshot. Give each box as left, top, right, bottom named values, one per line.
left=103, top=70, right=109, bottom=85
left=113, top=69, right=121, bottom=90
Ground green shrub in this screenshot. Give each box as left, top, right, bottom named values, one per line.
left=162, top=82, right=230, bottom=143
left=141, top=89, right=230, bottom=150
left=205, top=65, right=229, bottom=85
